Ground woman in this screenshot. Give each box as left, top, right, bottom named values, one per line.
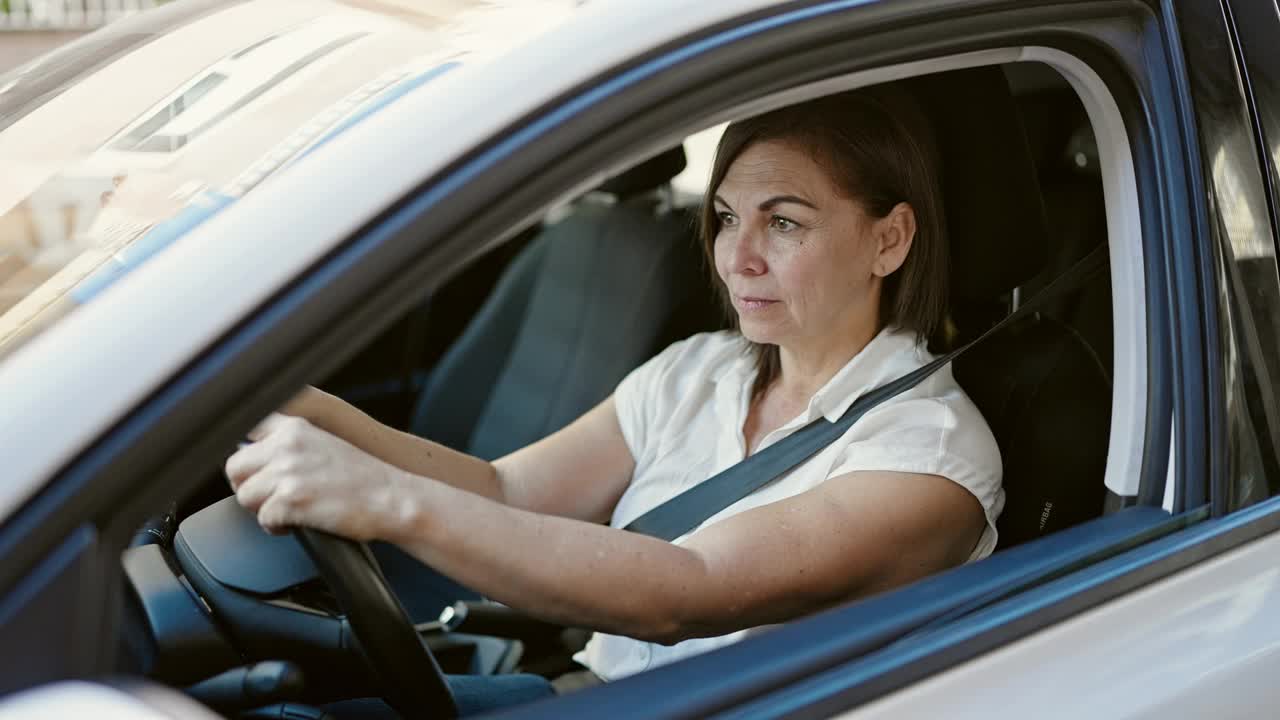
left=226, top=86, right=1003, bottom=711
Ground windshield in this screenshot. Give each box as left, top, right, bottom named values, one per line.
left=0, top=0, right=577, bottom=360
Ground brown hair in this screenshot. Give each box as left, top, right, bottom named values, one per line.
left=698, top=86, right=948, bottom=398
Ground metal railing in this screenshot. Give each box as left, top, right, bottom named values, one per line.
left=0, top=0, right=162, bottom=30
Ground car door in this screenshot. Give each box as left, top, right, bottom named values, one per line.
left=0, top=0, right=1260, bottom=716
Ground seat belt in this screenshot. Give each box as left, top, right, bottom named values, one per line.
left=624, top=244, right=1109, bottom=542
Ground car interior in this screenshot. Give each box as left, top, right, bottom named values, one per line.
left=117, top=61, right=1118, bottom=717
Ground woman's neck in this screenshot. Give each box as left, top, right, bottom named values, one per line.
left=772, top=319, right=881, bottom=405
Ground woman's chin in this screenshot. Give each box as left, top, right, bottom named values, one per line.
left=737, top=320, right=785, bottom=346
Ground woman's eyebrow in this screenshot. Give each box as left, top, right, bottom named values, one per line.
left=759, top=195, right=818, bottom=211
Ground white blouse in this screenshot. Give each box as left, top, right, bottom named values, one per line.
left=576, top=327, right=1004, bottom=681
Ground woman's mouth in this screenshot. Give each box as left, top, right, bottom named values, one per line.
left=735, top=296, right=779, bottom=312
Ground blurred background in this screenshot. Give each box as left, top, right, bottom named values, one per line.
left=1, top=0, right=163, bottom=66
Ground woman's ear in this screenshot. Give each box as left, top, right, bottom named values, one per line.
left=872, top=201, right=916, bottom=277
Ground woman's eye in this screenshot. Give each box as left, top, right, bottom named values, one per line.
left=717, top=211, right=738, bottom=227
left=770, top=215, right=799, bottom=232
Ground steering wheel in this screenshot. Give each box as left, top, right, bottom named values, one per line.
left=293, top=528, right=458, bottom=719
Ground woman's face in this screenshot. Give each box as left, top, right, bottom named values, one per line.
left=712, top=139, right=914, bottom=354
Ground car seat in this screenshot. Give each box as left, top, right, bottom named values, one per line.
left=905, top=67, right=1112, bottom=549
left=1015, top=85, right=1113, bottom=377
left=407, top=146, right=720, bottom=460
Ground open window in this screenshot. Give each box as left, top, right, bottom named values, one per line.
left=144, top=55, right=1148, bottom=691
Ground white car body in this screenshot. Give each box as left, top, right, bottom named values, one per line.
left=1, top=0, right=1278, bottom=717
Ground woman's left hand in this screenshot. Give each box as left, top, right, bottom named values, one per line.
left=225, top=413, right=410, bottom=540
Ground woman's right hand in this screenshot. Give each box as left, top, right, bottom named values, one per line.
left=227, top=413, right=411, bottom=540
left=264, top=384, right=514, bottom=510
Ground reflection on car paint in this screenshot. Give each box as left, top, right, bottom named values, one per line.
left=70, top=190, right=235, bottom=304
left=64, top=61, right=464, bottom=305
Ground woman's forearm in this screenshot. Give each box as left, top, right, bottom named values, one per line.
left=382, top=475, right=712, bottom=644
left=285, top=387, right=508, bottom=504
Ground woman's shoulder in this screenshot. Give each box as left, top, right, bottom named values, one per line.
left=645, top=330, right=748, bottom=377
left=614, top=331, right=747, bottom=453
left=618, top=331, right=748, bottom=410
left=859, top=329, right=999, bottom=458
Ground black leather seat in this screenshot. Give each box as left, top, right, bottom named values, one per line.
left=409, top=146, right=720, bottom=460
left=906, top=67, right=1112, bottom=550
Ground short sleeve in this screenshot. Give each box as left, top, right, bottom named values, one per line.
left=612, top=335, right=699, bottom=466
left=827, top=395, right=1005, bottom=559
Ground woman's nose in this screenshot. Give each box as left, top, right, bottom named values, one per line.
left=726, top=228, right=767, bottom=276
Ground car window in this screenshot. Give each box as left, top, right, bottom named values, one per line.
left=0, top=0, right=579, bottom=362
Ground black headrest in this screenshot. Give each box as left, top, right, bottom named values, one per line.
left=598, top=146, right=687, bottom=198
left=904, top=68, right=1049, bottom=303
